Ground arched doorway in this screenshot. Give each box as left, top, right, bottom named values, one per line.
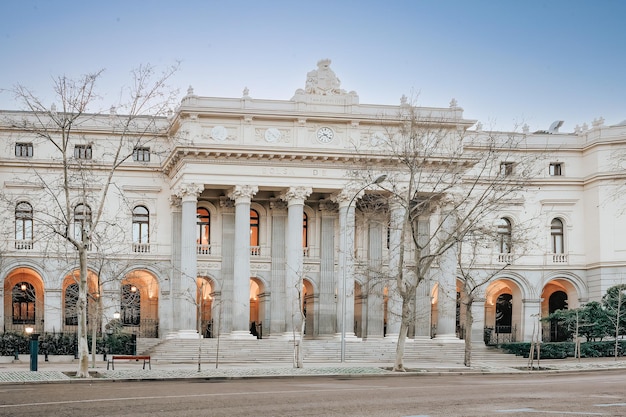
left=542, top=279, right=579, bottom=342
left=354, top=281, right=363, bottom=338
left=197, top=277, right=215, bottom=338
left=3, top=267, right=45, bottom=333
left=303, top=279, right=315, bottom=338
left=120, top=270, right=159, bottom=337
left=62, top=270, right=100, bottom=334
left=485, top=279, right=523, bottom=344
left=249, top=278, right=265, bottom=338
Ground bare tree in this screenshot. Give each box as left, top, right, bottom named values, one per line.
left=2, top=64, right=178, bottom=377
left=353, top=103, right=538, bottom=371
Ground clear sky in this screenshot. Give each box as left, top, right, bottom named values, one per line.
left=1, top=0, right=624, bottom=132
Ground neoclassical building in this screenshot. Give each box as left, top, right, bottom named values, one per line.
left=2, top=60, right=625, bottom=347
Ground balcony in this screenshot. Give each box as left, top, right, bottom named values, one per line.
left=132, top=242, right=151, bottom=253
left=197, top=244, right=211, bottom=255
left=14, top=239, right=34, bottom=250
left=551, top=253, right=568, bottom=263
left=250, top=246, right=261, bottom=256
left=498, top=253, right=513, bottom=264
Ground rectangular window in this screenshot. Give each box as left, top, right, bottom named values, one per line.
left=549, top=163, right=562, bottom=176
left=500, top=162, right=514, bottom=176
left=74, top=145, right=92, bottom=160
left=133, top=147, right=150, bottom=162
left=15, top=142, right=33, bottom=157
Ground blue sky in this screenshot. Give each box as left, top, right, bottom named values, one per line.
left=1, top=0, right=624, bottom=132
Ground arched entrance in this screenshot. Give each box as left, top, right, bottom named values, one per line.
left=120, top=270, right=159, bottom=337
left=485, top=279, right=523, bottom=344
left=303, top=279, right=315, bottom=338
left=62, top=270, right=100, bottom=334
left=249, top=277, right=265, bottom=338
left=197, top=277, right=215, bottom=338
left=542, top=279, right=579, bottom=342
left=3, top=267, right=45, bottom=333
left=354, top=281, right=363, bottom=338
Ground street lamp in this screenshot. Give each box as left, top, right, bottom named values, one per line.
left=25, top=326, right=39, bottom=372
left=340, top=174, right=387, bottom=362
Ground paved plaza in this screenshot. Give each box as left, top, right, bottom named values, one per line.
left=1, top=356, right=625, bottom=384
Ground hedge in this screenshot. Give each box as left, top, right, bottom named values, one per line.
left=0, top=332, right=135, bottom=356
left=500, top=340, right=626, bottom=359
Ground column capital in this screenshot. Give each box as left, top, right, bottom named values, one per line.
left=174, top=183, right=203, bottom=202
left=319, top=199, right=338, bottom=215
left=228, top=185, right=258, bottom=204
left=280, top=186, right=312, bottom=206
left=331, top=186, right=364, bottom=208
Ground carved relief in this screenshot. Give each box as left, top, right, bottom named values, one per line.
left=319, top=199, right=338, bottom=214
left=174, top=183, right=203, bottom=201
left=280, top=186, right=312, bottom=205
left=227, top=185, right=258, bottom=203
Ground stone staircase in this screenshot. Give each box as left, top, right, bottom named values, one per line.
left=138, top=337, right=497, bottom=365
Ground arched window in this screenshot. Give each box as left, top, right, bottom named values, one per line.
left=15, top=201, right=33, bottom=249
left=132, top=206, right=149, bottom=252
left=197, top=207, right=210, bottom=254
left=74, top=204, right=92, bottom=247
left=121, top=284, right=141, bottom=325
left=551, top=218, right=564, bottom=254
left=250, top=209, right=260, bottom=255
left=64, top=283, right=79, bottom=325
left=12, top=282, right=35, bottom=324
left=302, top=213, right=308, bottom=254
left=497, top=218, right=512, bottom=253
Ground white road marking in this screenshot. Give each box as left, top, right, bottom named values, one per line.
left=595, top=402, right=626, bottom=407
left=497, top=408, right=603, bottom=415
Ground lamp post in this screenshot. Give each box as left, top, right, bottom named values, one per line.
left=340, top=174, right=387, bottom=362
left=25, top=326, right=39, bottom=372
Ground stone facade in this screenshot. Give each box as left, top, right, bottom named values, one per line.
left=2, top=60, right=626, bottom=345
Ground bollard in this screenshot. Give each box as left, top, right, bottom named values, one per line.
left=29, top=333, right=40, bottom=372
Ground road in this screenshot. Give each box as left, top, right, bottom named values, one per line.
left=0, top=371, right=625, bottom=416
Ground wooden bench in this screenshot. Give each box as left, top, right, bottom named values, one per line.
left=107, top=355, right=151, bottom=370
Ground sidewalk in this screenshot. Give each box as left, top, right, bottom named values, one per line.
left=1, top=357, right=625, bottom=384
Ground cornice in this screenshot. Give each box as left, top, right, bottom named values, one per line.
left=161, top=146, right=475, bottom=176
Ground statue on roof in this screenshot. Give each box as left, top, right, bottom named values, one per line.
left=304, top=59, right=345, bottom=95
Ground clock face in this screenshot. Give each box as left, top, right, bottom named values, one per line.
left=264, top=127, right=282, bottom=143
left=211, top=125, right=228, bottom=141
left=317, top=127, right=334, bottom=143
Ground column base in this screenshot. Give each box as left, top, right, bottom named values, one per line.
left=434, top=333, right=463, bottom=342
left=334, top=332, right=360, bottom=341
left=229, top=330, right=257, bottom=340
left=165, top=330, right=200, bottom=339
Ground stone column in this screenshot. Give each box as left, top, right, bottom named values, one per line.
left=269, top=198, right=287, bottom=336
left=366, top=210, right=384, bottom=338
left=470, top=298, right=486, bottom=343
left=173, top=183, right=203, bottom=338
left=318, top=200, right=338, bottom=336
left=436, top=210, right=459, bottom=340
left=44, top=289, right=62, bottom=333
left=228, top=185, right=258, bottom=338
left=281, top=187, right=311, bottom=337
left=386, top=198, right=404, bottom=339
left=219, top=197, right=235, bottom=335
left=163, top=196, right=181, bottom=337
left=332, top=187, right=362, bottom=340
left=523, top=298, right=542, bottom=342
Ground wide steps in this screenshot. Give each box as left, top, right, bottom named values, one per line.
left=143, top=337, right=475, bottom=364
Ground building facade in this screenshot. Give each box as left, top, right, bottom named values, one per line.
left=2, top=60, right=626, bottom=345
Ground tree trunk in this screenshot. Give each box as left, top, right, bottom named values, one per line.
left=393, top=298, right=411, bottom=372
left=76, top=248, right=90, bottom=378
left=463, top=296, right=473, bottom=367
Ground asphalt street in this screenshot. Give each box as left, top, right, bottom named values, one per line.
left=1, top=370, right=625, bottom=416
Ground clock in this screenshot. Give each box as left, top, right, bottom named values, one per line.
left=264, top=127, right=282, bottom=143
left=316, top=126, right=334, bottom=143
left=211, top=125, right=227, bottom=141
